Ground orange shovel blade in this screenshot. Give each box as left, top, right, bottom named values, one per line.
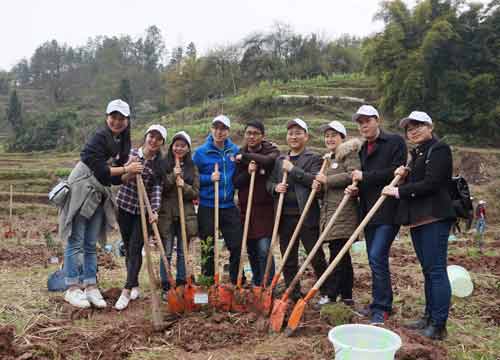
left=167, top=287, right=185, bottom=314
left=285, top=298, right=307, bottom=335
left=232, top=288, right=250, bottom=313
left=184, top=284, right=201, bottom=312
left=208, top=285, right=220, bottom=309
left=251, top=286, right=263, bottom=313
left=261, top=287, right=274, bottom=316
left=269, top=298, right=289, bottom=332
left=217, top=285, right=234, bottom=312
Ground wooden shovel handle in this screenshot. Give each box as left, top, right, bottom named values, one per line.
left=175, top=157, right=191, bottom=281
left=237, top=161, right=257, bottom=287
left=137, top=177, right=176, bottom=288
left=284, top=179, right=357, bottom=297
left=262, top=169, right=289, bottom=287
left=136, top=175, right=163, bottom=330
left=304, top=174, right=402, bottom=301
left=213, top=162, right=220, bottom=285
left=265, top=158, right=328, bottom=287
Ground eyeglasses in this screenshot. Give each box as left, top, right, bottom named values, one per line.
left=406, top=123, right=425, bottom=133
left=244, top=130, right=262, bottom=137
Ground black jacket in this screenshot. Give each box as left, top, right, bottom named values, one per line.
left=266, top=148, right=322, bottom=228
left=396, top=137, right=455, bottom=225
left=358, top=130, right=407, bottom=225
left=80, top=128, right=130, bottom=186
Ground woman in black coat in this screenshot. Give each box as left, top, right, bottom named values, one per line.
left=382, top=111, right=455, bottom=340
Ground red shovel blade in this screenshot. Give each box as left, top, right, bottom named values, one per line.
left=260, top=287, right=274, bottom=316
left=269, top=297, right=290, bottom=332
left=167, top=286, right=185, bottom=314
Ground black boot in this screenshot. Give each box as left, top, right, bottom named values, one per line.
left=419, top=322, right=448, bottom=340
left=404, top=314, right=430, bottom=330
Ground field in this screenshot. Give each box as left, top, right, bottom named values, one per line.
left=1, top=76, right=500, bottom=359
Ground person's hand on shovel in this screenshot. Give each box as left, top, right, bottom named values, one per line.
left=275, top=182, right=288, bottom=193
left=148, top=210, right=158, bottom=224
left=211, top=167, right=220, bottom=182
left=248, top=161, right=257, bottom=174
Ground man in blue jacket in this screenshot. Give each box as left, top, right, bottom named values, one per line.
left=193, top=115, right=244, bottom=285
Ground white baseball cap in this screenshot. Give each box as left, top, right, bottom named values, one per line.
left=106, top=99, right=130, bottom=117
left=145, top=124, right=167, bottom=141
left=287, top=118, right=308, bottom=133
left=399, top=111, right=433, bottom=128
left=478, top=200, right=486, bottom=205
left=352, top=105, right=380, bottom=122
left=212, top=115, right=231, bottom=128
left=320, top=120, right=347, bottom=138
left=172, top=131, right=192, bottom=147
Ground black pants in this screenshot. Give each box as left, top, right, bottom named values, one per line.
left=198, top=205, right=244, bottom=285
left=279, top=214, right=333, bottom=297
left=327, top=238, right=354, bottom=300
left=117, top=208, right=144, bottom=289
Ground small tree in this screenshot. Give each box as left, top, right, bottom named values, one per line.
left=118, top=78, right=134, bottom=112
left=6, top=90, right=22, bottom=134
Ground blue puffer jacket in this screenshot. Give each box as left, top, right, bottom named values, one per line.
left=193, top=135, right=239, bottom=208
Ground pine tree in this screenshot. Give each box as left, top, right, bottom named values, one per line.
left=6, top=90, right=22, bottom=134
left=118, top=79, right=134, bottom=118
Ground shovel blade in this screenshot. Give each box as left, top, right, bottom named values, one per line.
left=285, top=298, right=307, bottom=335
left=184, top=285, right=201, bottom=312
left=261, top=288, right=274, bottom=316
left=269, top=298, right=289, bottom=332
left=232, top=288, right=250, bottom=313
left=250, top=286, right=263, bottom=313
left=167, top=287, right=185, bottom=314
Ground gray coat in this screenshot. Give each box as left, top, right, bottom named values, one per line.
left=320, top=138, right=362, bottom=241
left=58, top=161, right=117, bottom=246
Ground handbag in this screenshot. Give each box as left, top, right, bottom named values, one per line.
left=48, top=180, right=70, bottom=207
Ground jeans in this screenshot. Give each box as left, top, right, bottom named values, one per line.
left=160, top=221, right=186, bottom=291
left=117, top=209, right=145, bottom=289
left=198, top=205, right=244, bottom=285
left=327, top=238, right=354, bottom=300
left=410, top=220, right=452, bottom=327
left=364, top=224, right=400, bottom=313
left=247, top=237, right=275, bottom=286
left=476, top=218, right=485, bottom=235
left=64, top=205, right=104, bottom=286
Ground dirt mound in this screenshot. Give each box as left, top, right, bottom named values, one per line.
left=448, top=254, right=500, bottom=275
left=169, top=312, right=266, bottom=352
left=457, top=152, right=489, bottom=184
left=0, top=326, right=16, bottom=358
left=391, top=324, right=448, bottom=359
left=0, top=244, right=59, bottom=267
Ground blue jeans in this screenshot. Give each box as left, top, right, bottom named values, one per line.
left=476, top=218, right=485, bottom=235
left=247, top=237, right=275, bottom=286
left=160, top=221, right=186, bottom=290
left=410, top=220, right=452, bottom=327
left=365, top=224, right=400, bottom=313
left=64, top=206, right=104, bottom=286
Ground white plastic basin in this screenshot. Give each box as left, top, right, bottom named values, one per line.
left=328, top=324, right=402, bottom=360
left=447, top=265, right=473, bottom=298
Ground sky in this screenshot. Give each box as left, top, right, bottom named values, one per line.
left=0, top=0, right=416, bottom=71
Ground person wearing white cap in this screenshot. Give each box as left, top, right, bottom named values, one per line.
left=60, top=99, right=143, bottom=309
left=193, top=115, right=245, bottom=284
left=346, top=104, right=407, bottom=324
left=312, top=121, right=363, bottom=307
left=266, top=118, right=331, bottom=302
left=158, top=131, right=199, bottom=296
left=115, top=124, right=168, bottom=310
left=382, top=111, right=455, bottom=339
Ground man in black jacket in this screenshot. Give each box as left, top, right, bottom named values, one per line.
left=266, top=118, right=334, bottom=302
left=347, top=105, right=407, bottom=324
left=233, top=120, right=280, bottom=286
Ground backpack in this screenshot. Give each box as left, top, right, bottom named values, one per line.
left=426, top=143, right=473, bottom=219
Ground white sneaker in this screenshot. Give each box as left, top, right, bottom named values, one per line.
left=85, top=287, right=107, bottom=308
left=317, top=295, right=331, bottom=306
left=64, top=288, right=91, bottom=308
left=115, top=292, right=130, bottom=311
left=130, top=287, right=140, bottom=300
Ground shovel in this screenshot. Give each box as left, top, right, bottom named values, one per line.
left=285, top=173, right=404, bottom=335
left=252, top=167, right=289, bottom=314
left=232, top=161, right=257, bottom=312
left=269, top=180, right=357, bottom=332
left=137, top=177, right=185, bottom=314
left=175, top=157, right=201, bottom=312
left=208, top=162, right=233, bottom=311
left=136, top=175, right=164, bottom=330
left=258, top=158, right=329, bottom=315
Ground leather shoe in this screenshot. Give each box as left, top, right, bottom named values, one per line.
left=419, top=323, right=448, bottom=340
